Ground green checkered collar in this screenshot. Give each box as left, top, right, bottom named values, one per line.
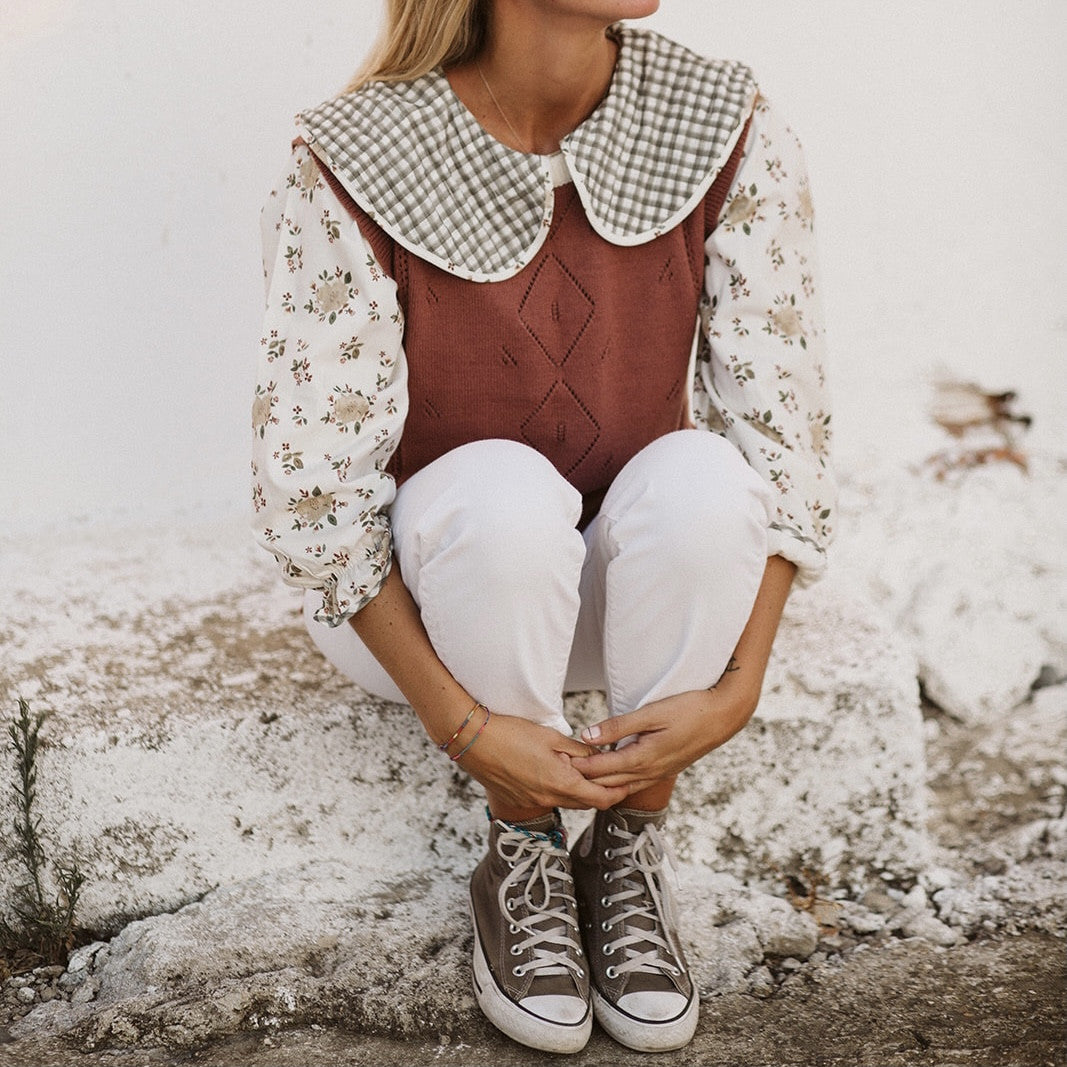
left=298, top=27, right=757, bottom=282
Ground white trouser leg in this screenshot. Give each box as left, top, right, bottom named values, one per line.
left=304, top=439, right=585, bottom=735
left=306, top=431, right=773, bottom=729
left=566, top=430, right=774, bottom=716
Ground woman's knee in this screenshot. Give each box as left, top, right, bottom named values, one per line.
left=632, top=428, right=766, bottom=494
left=391, top=438, right=585, bottom=585
left=603, top=430, right=773, bottom=567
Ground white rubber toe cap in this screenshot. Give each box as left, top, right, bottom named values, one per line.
left=617, top=990, right=690, bottom=1022
left=521, top=994, right=590, bottom=1026
left=593, top=986, right=699, bottom=1051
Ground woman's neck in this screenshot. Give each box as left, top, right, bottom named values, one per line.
left=447, top=8, right=620, bottom=155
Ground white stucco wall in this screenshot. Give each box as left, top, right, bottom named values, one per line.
left=1, top=1, right=1064, bottom=535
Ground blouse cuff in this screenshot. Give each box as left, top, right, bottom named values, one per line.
left=767, top=522, right=828, bottom=588
left=274, top=522, right=393, bottom=627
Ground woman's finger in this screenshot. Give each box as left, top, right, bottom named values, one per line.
left=564, top=778, right=631, bottom=809
left=575, top=755, right=664, bottom=786
left=625, top=779, right=658, bottom=797
left=577, top=771, right=646, bottom=789
left=580, top=707, right=661, bottom=749
left=548, top=754, right=632, bottom=808
left=571, top=742, right=652, bottom=776
left=556, top=736, right=602, bottom=759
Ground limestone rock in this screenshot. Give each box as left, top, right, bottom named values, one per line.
left=897, top=910, right=959, bottom=947
left=1045, top=816, right=1067, bottom=863
left=932, top=882, right=1008, bottom=936
left=0, top=514, right=937, bottom=1050
left=57, top=971, right=87, bottom=993
left=1, top=518, right=928, bottom=933
left=12, top=860, right=474, bottom=1045
left=837, top=900, right=886, bottom=935
left=920, top=866, right=961, bottom=893
left=12, top=862, right=805, bottom=1048
left=834, top=460, right=1067, bottom=725
left=747, top=965, right=775, bottom=997
left=673, top=574, right=928, bottom=890
left=66, top=942, right=107, bottom=974
left=733, top=896, right=819, bottom=959
left=693, top=921, right=764, bottom=996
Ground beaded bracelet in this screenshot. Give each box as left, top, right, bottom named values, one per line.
left=450, top=705, right=492, bottom=762
left=485, top=804, right=567, bottom=849
left=437, top=701, right=483, bottom=752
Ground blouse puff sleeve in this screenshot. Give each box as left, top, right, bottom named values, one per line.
left=694, top=95, right=836, bottom=587
left=252, top=143, right=408, bottom=626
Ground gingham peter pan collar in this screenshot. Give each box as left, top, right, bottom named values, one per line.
left=297, top=27, right=757, bottom=282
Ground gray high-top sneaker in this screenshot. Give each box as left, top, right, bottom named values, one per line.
left=469, top=811, right=591, bottom=1054
left=571, top=806, right=698, bottom=1051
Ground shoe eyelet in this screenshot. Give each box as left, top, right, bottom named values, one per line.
left=602, top=944, right=614, bottom=956
left=603, top=848, right=613, bottom=860
left=510, top=945, right=523, bottom=955
left=606, top=965, right=618, bottom=979
left=506, top=898, right=517, bottom=912
left=600, top=920, right=611, bottom=932
left=508, top=923, right=519, bottom=934
left=602, top=871, right=611, bottom=882
left=512, top=965, right=524, bottom=977
left=600, top=896, right=610, bottom=907
left=577, top=968, right=585, bottom=978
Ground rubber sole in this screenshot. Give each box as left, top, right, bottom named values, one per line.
left=591, top=985, right=700, bottom=1052
left=469, top=899, right=592, bottom=1054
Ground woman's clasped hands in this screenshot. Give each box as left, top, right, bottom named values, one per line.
left=458, top=678, right=760, bottom=813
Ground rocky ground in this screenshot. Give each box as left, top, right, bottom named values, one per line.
left=1, top=451, right=1065, bottom=1066
left=2, top=685, right=1063, bottom=1066
left=1, top=684, right=1063, bottom=1066
left=0, top=934, right=1062, bottom=1067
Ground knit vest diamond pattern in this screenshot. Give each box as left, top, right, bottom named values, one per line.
left=309, top=122, right=749, bottom=498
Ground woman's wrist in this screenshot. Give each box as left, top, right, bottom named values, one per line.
left=438, top=701, right=492, bottom=762
left=682, top=689, right=756, bottom=762
left=436, top=699, right=483, bottom=752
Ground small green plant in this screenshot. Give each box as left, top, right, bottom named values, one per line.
left=1, top=697, right=84, bottom=965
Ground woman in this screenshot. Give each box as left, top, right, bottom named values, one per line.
left=253, top=0, right=834, bottom=1053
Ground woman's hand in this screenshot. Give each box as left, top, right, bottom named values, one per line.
left=568, top=680, right=760, bottom=792
left=351, top=567, right=626, bottom=814
left=573, top=555, right=796, bottom=796
left=456, top=711, right=631, bottom=814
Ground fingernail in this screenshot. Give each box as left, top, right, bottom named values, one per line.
left=582, top=725, right=600, bottom=743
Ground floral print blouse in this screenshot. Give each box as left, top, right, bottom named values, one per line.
left=253, top=33, right=835, bottom=626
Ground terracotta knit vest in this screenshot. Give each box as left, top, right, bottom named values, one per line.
left=307, top=121, right=748, bottom=502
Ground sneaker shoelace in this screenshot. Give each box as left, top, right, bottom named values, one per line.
left=495, top=824, right=586, bottom=983
left=599, top=821, right=683, bottom=980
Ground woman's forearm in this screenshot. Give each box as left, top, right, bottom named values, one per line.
left=719, top=552, right=797, bottom=711
left=571, top=553, right=797, bottom=791
left=352, top=552, right=796, bottom=748
left=348, top=564, right=475, bottom=745
left=348, top=560, right=631, bottom=816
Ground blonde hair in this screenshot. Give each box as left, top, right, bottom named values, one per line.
left=345, top=0, right=489, bottom=92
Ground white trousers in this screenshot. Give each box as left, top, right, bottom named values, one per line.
left=304, top=431, right=774, bottom=737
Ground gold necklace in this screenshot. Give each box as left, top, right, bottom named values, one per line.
left=476, top=62, right=532, bottom=153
